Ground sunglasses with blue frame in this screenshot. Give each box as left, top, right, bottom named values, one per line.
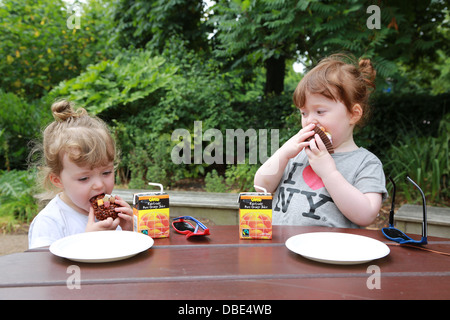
left=382, top=176, right=427, bottom=245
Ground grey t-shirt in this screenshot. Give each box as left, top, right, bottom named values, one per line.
left=272, top=147, right=387, bottom=228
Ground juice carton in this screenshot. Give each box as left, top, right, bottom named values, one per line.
left=133, top=183, right=169, bottom=238
left=238, top=186, right=272, bottom=239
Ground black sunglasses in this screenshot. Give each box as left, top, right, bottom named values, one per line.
left=382, top=176, right=427, bottom=245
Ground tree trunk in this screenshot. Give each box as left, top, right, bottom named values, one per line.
left=264, top=55, right=286, bottom=95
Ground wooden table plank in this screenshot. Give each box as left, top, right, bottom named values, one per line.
left=1, top=275, right=449, bottom=300
left=1, top=241, right=449, bottom=286
left=1, top=225, right=449, bottom=300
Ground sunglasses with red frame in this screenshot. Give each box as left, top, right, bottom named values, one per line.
left=172, top=216, right=210, bottom=238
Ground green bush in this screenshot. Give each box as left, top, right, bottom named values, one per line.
left=125, top=132, right=184, bottom=189
left=49, top=50, right=178, bottom=116
left=0, top=90, right=52, bottom=170
left=48, top=46, right=260, bottom=187
left=384, top=114, right=449, bottom=205
left=205, top=170, right=227, bottom=193
left=204, top=163, right=260, bottom=193
left=0, top=0, right=115, bottom=99
left=225, top=163, right=260, bottom=192
left=355, top=92, right=449, bottom=163
left=0, top=170, right=38, bottom=229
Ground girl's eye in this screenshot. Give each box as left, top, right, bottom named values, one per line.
left=103, top=171, right=112, bottom=176
left=78, top=177, right=88, bottom=182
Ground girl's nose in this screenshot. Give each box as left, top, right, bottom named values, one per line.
left=306, top=117, right=318, bottom=126
left=91, top=177, right=104, bottom=190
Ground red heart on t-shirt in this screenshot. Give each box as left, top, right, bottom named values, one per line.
left=302, top=165, right=324, bottom=190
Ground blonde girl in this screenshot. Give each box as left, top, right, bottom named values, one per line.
left=28, top=100, right=133, bottom=249
left=254, top=54, right=387, bottom=228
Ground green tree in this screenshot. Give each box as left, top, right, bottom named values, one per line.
left=210, top=0, right=449, bottom=95
left=0, top=0, right=115, bottom=98
left=0, top=91, right=52, bottom=170
left=111, top=0, right=212, bottom=53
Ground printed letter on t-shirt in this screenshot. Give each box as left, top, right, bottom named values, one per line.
left=301, top=191, right=333, bottom=220
left=274, top=187, right=300, bottom=212
left=283, top=162, right=303, bottom=185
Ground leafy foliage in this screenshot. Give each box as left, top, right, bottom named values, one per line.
left=50, top=51, right=178, bottom=116
left=211, top=0, right=449, bottom=92
left=112, top=0, right=211, bottom=53
left=0, top=90, right=52, bottom=170
left=0, top=170, right=38, bottom=225
left=384, top=114, right=449, bottom=204
left=355, top=92, right=450, bottom=160
left=0, top=0, right=115, bottom=98
left=205, top=164, right=260, bottom=193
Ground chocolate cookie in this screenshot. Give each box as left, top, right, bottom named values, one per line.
left=306, top=125, right=334, bottom=154
left=89, top=194, right=119, bottom=220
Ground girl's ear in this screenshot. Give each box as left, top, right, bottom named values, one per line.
left=349, top=104, right=363, bottom=125
left=49, top=173, right=64, bottom=190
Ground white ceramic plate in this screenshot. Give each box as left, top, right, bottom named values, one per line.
left=50, top=231, right=154, bottom=263
left=285, top=232, right=390, bottom=265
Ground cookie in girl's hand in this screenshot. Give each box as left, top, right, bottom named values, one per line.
left=89, top=193, right=119, bottom=220
left=306, top=125, right=334, bottom=154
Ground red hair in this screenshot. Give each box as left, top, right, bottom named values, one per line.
left=293, top=54, right=376, bottom=126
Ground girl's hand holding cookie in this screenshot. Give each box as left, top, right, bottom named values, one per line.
left=113, top=195, right=133, bottom=231
left=86, top=206, right=120, bottom=232
left=305, top=133, right=337, bottom=179
left=279, top=123, right=316, bottom=159
left=85, top=194, right=133, bottom=232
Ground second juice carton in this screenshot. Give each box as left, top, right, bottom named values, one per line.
left=133, top=183, right=169, bottom=238
left=238, top=188, right=272, bottom=240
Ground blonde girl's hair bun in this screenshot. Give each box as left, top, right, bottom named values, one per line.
left=51, top=99, right=87, bottom=122
left=358, top=58, right=376, bottom=90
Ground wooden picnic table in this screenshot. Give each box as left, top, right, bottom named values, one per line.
left=0, top=225, right=449, bottom=300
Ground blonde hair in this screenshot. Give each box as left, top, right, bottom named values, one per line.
left=30, top=100, right=117, bottom=198
left=293, top=54, right=376, bottom=127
